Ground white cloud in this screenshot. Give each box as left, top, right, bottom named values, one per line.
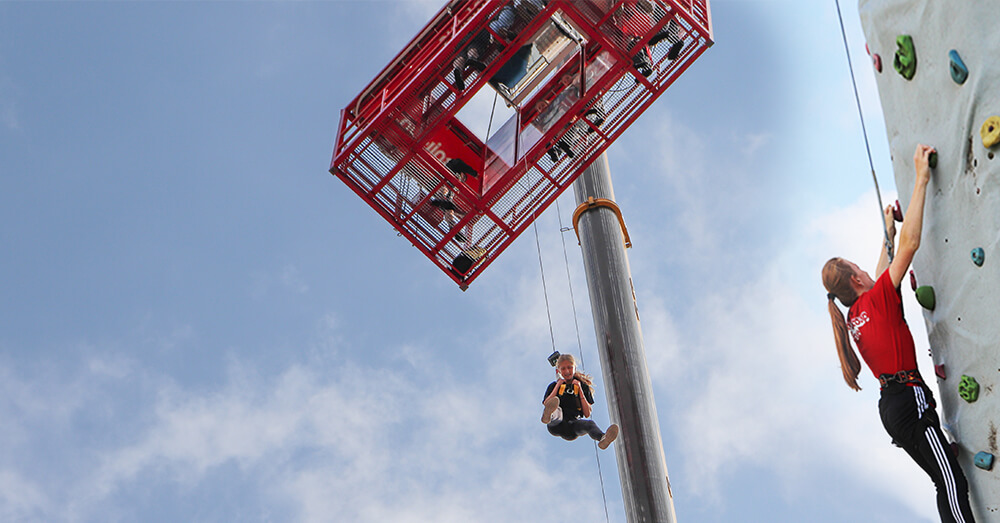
left=740, top=132, right=771, bottom=157
left=0, top=299, right=616, bottom=523
left=281, top=264, right=309, bottom=294
left=0, top=470, right=49, bottom=522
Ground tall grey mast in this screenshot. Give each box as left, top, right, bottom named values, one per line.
left=572, top=153, right=676, bottom=523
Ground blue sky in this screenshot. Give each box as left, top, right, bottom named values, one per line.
left=0, top=1, right=947, bottom=522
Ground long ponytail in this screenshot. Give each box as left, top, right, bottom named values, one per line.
left=822, top=258, right=862, bottom=391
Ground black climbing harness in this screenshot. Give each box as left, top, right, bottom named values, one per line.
left=877, top=369, right=924, bottom=389
left=834, top=0, right=894, bottom=263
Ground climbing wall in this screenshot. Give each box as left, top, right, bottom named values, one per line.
left=859, top=0, right=1000, bottom=516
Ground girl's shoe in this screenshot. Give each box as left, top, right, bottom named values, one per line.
left=598, top=424, right=619, bottom=449
left=541, top=396, right=560, bottom=424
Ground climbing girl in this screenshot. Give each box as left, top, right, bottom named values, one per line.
left=541, top=353, right=618, bottom=450
left=822, top=144, right=975, bottom=523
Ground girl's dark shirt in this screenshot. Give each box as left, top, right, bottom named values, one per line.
left=543, top=380, right=595, bottom=420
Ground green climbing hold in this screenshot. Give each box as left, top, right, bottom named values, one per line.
left=928, top=151, right=938, bottom=169
left=949, top=50, right=968, bottom=84
left=915, top=285, right=935, bottom=310
left=893, top=35, right=917, bottom=80
left=975, top=451, right=995, bottom=471
left=972, top=247, right=985, bottom=266
left=959, top=375, right=979, bottom=403
left=982, top=116, right=1000, bottom=148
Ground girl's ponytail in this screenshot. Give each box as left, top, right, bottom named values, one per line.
left=822, top=258, right=862, bottom=391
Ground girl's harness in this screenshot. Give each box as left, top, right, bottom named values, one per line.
left=878, top=369, right=924, bottom=389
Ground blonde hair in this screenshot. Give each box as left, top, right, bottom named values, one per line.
left=821, top=257, right=862, bottom=391
left=555, top=353, right=593, bottom=387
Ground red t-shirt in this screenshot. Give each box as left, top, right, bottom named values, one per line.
left=847, top=270, right=918, bottom=377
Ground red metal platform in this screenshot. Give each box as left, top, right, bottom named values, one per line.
left=331, top=0, right=713, bottom=288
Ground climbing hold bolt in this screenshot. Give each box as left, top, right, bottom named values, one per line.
left=915, top=285, right=935, bottom=311
left=893, top=199, right=903, bottom=222
left=893, top=35, right=917, bottom=80
left=928, top=151, right=938, bottom=169
left=934, top=364, right=946, bottom=380
left=982, top=116, right=1000, bottom=148
left=975, top=451, right=994, bottom=471
left=958, top=375, right=979, bottom=403
left=909, top=269, right=917, bottom=291
left=949, top=50, right=968, bottom=84
left=972, top=247, right=985, bottom=266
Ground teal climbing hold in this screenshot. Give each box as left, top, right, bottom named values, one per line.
left=975, top=451, right=994, bottom=471
left=949, top=50, right=968, bottom=84
left=959, top=375, right=979, bottom=403
left=893, top=35, right=917, bottom=80
left=915, top=285, right=935, bottom=310
left=928, top=151, right=938, bottom=169
left=972, top=247, right=985, bottom=266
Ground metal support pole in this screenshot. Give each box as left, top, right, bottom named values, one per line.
left=572, top=153, right=676, bottom=523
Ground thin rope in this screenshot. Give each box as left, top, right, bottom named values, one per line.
left=834, top=0, right=894, bottom=262
left=533, top=219, right=557, bottom=353
left=555, top=199, right=586, bottom=366
left=555, top=197, right=610, bottom=523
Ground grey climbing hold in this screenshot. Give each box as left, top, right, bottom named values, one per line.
left=915, top=285, right=935, bottom=310
left=893, top=35, right=916, bottom=80
left=971, top=247, right=985, bottom=266
left=975, top=451, right=994, bottom=471
left=949, top=50, right=968, bottom=84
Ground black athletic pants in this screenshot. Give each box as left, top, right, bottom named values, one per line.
left=879, top=382, right=975, bottom=522
left=547, top=418, right=604, bottom=441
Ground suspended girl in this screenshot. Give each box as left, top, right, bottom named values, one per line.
left=541, top=353, right=618, bottom=449
left=822, top=144, right=974, bottom=523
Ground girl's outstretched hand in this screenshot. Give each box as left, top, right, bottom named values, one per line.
left=883, top=204, right=896, bottom=239
left=913, top=144, right=934, bottom=187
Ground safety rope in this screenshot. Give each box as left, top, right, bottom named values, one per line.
left=555, top=197, right=611, bottom=523
left=533, top=219, right=557, bottom=353
left=834, top=0, right=894, bottom=262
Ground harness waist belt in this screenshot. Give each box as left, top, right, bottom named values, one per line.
left=878, top=369, right=923, bottom=388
